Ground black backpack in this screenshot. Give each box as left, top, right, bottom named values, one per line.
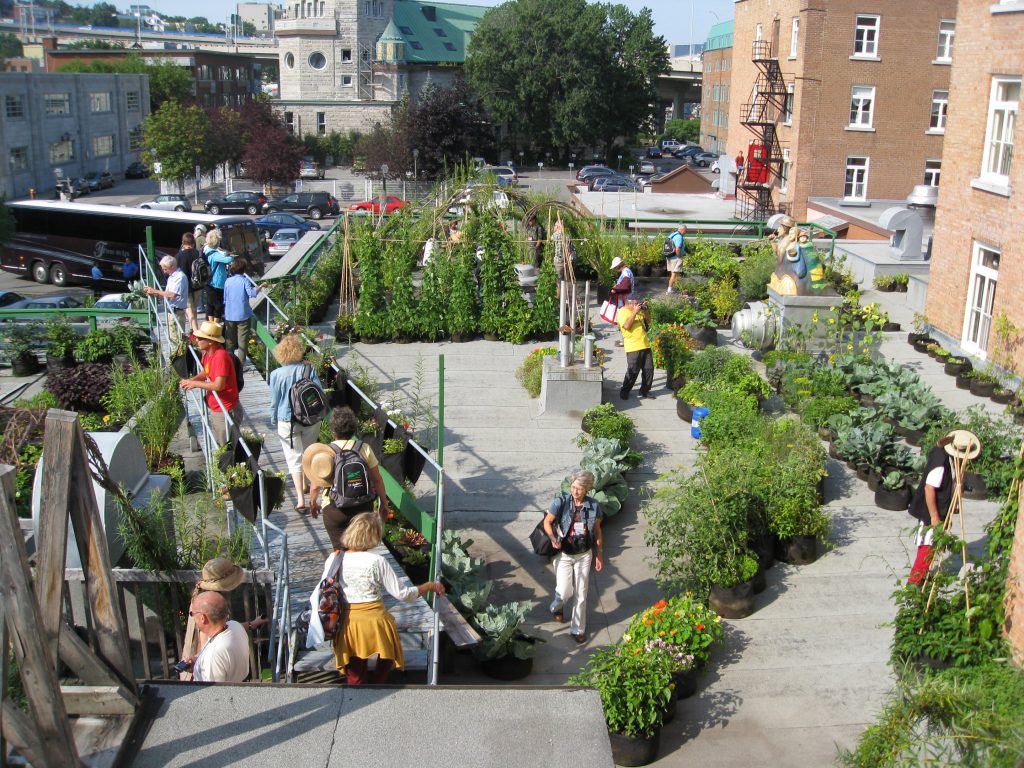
left=290, top=364, right=327, bottom=427
left=328, top=441, right=376, bottom=510
left=662, top=236, right=677, bottom=258
left=317, top=553, right=348, bottom=642
left=189, top=252, right=211, bottom=290
left=231, top=352, right=244, bottom=392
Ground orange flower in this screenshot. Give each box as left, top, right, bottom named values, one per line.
left=654, top=599, right=668, bottom=610
left=696, top=623, right=704, bottom=631
left=644, top=618, right=653, bottom=626
left=658, top=631, right=666, bottom=637
left=670, top=629, right=677, bottom=635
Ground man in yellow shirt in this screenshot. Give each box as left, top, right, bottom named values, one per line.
left=616, top=299, right=654, bottom=400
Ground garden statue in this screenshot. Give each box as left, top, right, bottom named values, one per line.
left=767, top=215, right=829, bottom=296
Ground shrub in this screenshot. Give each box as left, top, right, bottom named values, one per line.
left=737, top=241, right=775, bottom=302
left=45, top=363, right=112, bottom=411
left=707, top=277, right=742, bottom=325
left=568, top=646, right=673, bottom=738
left=74, top=328, right=118, bottom=362
left=580, top=403, right=636, bottom=446
left=801, top=395, right=858, bottom=428
left=515, top=347, right=558, bottom=398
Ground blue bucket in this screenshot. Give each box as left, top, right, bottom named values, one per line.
left=691, top=406, right=709, bottom=439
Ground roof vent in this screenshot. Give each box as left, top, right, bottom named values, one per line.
left=422, top=5, right=436, bottom=21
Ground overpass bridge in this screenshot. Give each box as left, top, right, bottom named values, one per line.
left=656, top=58, right=702, bottom=121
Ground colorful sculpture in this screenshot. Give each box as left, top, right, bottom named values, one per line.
left=767, top=215, right=829, bottom=296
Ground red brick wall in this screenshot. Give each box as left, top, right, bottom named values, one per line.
left=1009, top=483, right=1024, bottom=668
left=700, top=46, right=732, bottom=154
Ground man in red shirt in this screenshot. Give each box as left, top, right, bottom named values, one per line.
left=179, top=321, right=242, bottom=446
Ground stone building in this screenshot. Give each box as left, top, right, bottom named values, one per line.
left=700, top=20, right=733, bottom=156
left=727, top=0, right=955, bottom=219
left=0, top=71, right=150, bottom=198
left=274, top=0, right=487, bottom=136
left=238, top=2, right=279, bottom=35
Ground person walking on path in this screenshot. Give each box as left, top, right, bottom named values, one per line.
left=543, top=469, right=604, bottom=644
left=269, top=333, right=323, bottom=512
left=666, top=224, right=687, bottom=295
left=616, top=299, right=654, bottom=400
left=179, top=321, right=243, bottom=447
left=608, top=256, right=635, bottom=308
left=185, top=591, right=251, bottom=683
left=203, top=228, right=234, bottom=323
left=222, top=257, right=267, bottom=366
left=176, top=231, right=203, bottom=334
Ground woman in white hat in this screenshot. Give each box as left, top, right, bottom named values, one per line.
left=179, top=320, right=244, bottom=446
left=608, top=255, right=635, bottom=309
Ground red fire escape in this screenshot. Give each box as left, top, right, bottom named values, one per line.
left=736, top=38, right=789, bottom=220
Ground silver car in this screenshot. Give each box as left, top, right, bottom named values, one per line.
left=266, top=227, right=302, bottom=258
left=140, top=194, right=192, bottom=212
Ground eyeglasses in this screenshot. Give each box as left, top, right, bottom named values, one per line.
left=189, top=610, right=206, bottom=618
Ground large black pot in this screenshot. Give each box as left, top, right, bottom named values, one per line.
left=775, top=535, right=818, bottom=565
left=45, top=352, right=75, bottom=373
left=991, top=388, right=1014, bottom=404
left=867, top=469, right=882, bottom=492
left=875, top=486, right=911, bottom=511
left=672, top=667, right=698, bottom=700
left=709, top=580, right=755, bottom=619
left=660, top=697, right=676, bottom=725
left=381, top=450, right=406, bottom=484
left=912, top=337, right=932, bottom=353
left=955, top=373, right=973, bottom=390
left=969, top=378, right=996, bottom=397
left=962, top=472, right=987, bottom=500
left=608, top=728, right=661, bottom=768
left=944, top=359, right=971, bottom=376
left=749, top=533, right=775, bottom=570
left=686, top=325, right=718, bottom=348
left=480, top=654, right=533, bottom=681
left=666, top=374, right=686, bottom=392
left=450, top=332, right=475, bottom=343
left=752, top=566, right=767, bottom=595
left=676, top=399, right=693, bottom=422
left=11, top=353, right=40, bottom=377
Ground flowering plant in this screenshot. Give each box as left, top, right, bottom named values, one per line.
left=622, top=595, right=723, bottom=668
left=650, top=323, right=694, bottom=374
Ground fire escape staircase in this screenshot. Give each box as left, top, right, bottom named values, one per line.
left=736, top=39, right=790, bottom=220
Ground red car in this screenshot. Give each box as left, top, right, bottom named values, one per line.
left=348, top=195, right=407, bottom=214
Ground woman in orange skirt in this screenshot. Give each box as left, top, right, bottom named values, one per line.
left=334, top=512, right=444, bottom=684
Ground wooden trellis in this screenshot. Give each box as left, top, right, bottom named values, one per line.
left=1, top=410, right=142, bottom=768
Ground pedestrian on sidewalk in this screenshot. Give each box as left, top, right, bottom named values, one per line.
left=185, top=591, right=250, bottom=683
left=223, top=257, right=267, bottom=366
left=666, top=224, right=686, bottom=294
left=608, top=256, right=635, bottom=308
left=178, top=321, right=243, bottom=447
left=203, top=228, right=234, bottom=323
left=543, top=469, right=604, bottom=644
left=616, top=299, right=654, bottom=400
left=176, top=231, right=204, bottom=334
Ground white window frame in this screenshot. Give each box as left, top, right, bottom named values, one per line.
left=783, top=83, right=794, bottom=125
left=48, top=138, right=74, bottom=164
left=44, top=93, right=70, bottom=116
left=980, top=76, right=1020, bottom=185
left=853, top=14, right=880, bottom=58
left=790, top=17, right=800, bottom=58
left=342, top=74, right=353, bottom=86
left=935, top=20, right=955, bottom=63
left=844, top=156, right=869, bottom=201
left=9, top=145, right=27, bottom=171
left=929, top=90, right=948, bottom=133
left=780, top=148, right=791, bottom=192
left=89, top=92, right=112, bottom=113
left=961, top=242, right=1000, bottom=358
left=924, top=160, right=941, bottom=187
left=316, top=111, right=326, bottom=135
left=92, top=134, right=114, bottom=157
left=849, top=85, right=875, bottom=128
left=755, top=23, right=763, bottom=41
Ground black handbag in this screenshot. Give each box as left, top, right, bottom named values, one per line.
left=529, top=519, right=556, bottom=557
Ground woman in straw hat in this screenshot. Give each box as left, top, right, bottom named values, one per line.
left=179, top=320, right=244, bottom=446
left=907, top=429, right=981, bottom=585
left=302, top=407, right=388, bottom=550
left=330, top=512, right=444, bottom=684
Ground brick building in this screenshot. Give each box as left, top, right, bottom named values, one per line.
left=728, top=0, right=955, bottom=219
left=699, top=20, right=733, bottom=156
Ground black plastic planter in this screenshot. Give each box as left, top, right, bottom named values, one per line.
left=608, top=729, right=660, bottom=768
left=45, top=353, right=75, bottom=374
left=11, top=354, right=40, bottom=377
left=955, top=373, right=973, bottom=390
left=480, top=654, right=533, bottom=681
left=708, top=580, right=755, bottom=619
left=875, top=486, right=911, bottom=511
left=944, top=360, right=970, bottom=376
left=676, top=399, right=693, bottom=422
left=775, top=535, right=818, bottom=565
left=672, top=667, right=698, bottom=700
left=991, top=388, right=1014, bottom=404
left=969, top=379, right=996, bottom=397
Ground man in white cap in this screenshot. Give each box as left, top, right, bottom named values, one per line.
left=194, top=223, right=207, bottom=251
left=666, top=224, right=687, bottom=294
left=179, top=320, right=243, bottom=446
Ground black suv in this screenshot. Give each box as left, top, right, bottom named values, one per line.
left=204, top=191, right=268, bottom=215
left=262, top=191, right=339, bottom=220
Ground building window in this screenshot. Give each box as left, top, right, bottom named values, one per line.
left=924, top=160, right=941, bottom=187
left=935, top=20, right=955, bottom=62
left=284, top=111, right=294, bottom=132
left=316, top=112, right=326, bottom=135
left=409, top=41, right=423, bottom=51
left=844, top=156, right=869, bottom=200
left=44, top=93, right=70, bottom=116
left=126, top=91, right=140, bottom=110
left=780, top=149, right=791, bottom=192
left=929, top=90, right=948, bottom=132
left=790, top=17, right=799, bottom=58
left=342, top=75, right=353, bottom=86
left=962, top=243, right=1000, bottom=357
left=755, top=23, right=763, bottom=41
left=5, top=94, right=24, bottom=118
left=398, top=73, right=406, bottom=90
left=849, top=85, right=875, bottom=128
left=284, top=52, right=295, bottom=69
left=92, top=134, right=114, bottom=157
left=308, top=51, right=327, bottom=70
left=89, top=92, right=112, bottom=113
left=853, top=14, right=880, bottom=58
left=783, top=83, right=794, bottom=125
left=443, top=42, right=456, bottom=52
left=9, top=146, right=27, bottom=171
left=48, top=138, right=74, bottom=164
left=341, top=49, right=351, bottom=62
left=981, top=76, right=1020, bottom=184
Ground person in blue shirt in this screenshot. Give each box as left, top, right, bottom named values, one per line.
left=90, top=262, right=104, bottom=297
left=666, top=224, right=687, bottom=294
left=122, top=255, right=139, bottom=283
left=222, top=257, right=267, bottom=366
left=203, top=228, right=234, bottom=323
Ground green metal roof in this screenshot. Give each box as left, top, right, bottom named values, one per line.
left=390, top=0, right=490, bottom=64
left=705, top=19, right=733, bottom=52
left=379, top=18, right=405, bottom=43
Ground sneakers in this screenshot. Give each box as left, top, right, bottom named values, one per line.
left=570, top=632, right=587, bottom=644
left=666, top=287, right=676, bottom=295
left=619, top=390, right=629, bottom=401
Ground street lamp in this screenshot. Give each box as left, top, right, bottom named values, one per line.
left=617, top=154, right=622, bottom=170
left=518, top=150, right=524, bottom=168
left=412, top=148, right=418, bottom=179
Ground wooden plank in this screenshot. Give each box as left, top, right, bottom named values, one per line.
left=60, top=686, right=135, bottom=716
left=1, top=614, right=8, bottom=766
left=35, top=410, right=77, bottom=672
left=435, top=595, right=481, bottom=647
left=63, top=568, right=275, bottom=585
left=72, top=715, right=135, bottom=768
left=58, top=627, right=132, bottom=693
left=0, top=465, right=80, bottom=768
left=1, top=700, right=43, bottom=767
left=132, top=585, right=152, bottom=681
left=62, top=417, right=136, bottom=694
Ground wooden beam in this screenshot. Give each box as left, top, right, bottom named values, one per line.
left=60, top=686, right=135, bottom=716
left=1, top=700, right=44, bottom=768
left=0, top=465, right=81, bottom=768
left=59, top=625, right=136, bottom=698
left=36, top=410, right=77, bottom=671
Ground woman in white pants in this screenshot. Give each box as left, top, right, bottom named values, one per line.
left=542, top=469, right=604, bottom=644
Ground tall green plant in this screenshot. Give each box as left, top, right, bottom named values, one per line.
left=416, top=250, right=450, bottom=341
left=477, top=216, right=517, bottom=336
left=352, top=226, right=389, bottom=340
left=446, top=244, right=479, bottom=335
left=530, top=255, right=559, bottom=336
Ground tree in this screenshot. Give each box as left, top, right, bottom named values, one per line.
left=465, top=0, right=669, bottom=158
left=240, top=122, right=303, bottom=186
left=56, top=54, right=192, bottom=109
left=663, top=118, right=700, bottom=144
left=142, top=101, right=211, bottom=189
left=0, top=32, right=22, bottom=60
left=205, top=107, right=246, bottom=172
left=398, top=79, right=493, bottom=178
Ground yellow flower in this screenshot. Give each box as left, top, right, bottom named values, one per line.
left=102, top=415, right=111, bottom=423
left=827, top=317, right=836, bottom=325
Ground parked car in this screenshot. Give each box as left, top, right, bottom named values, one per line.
left=710, top=159, right=721, bottom=174
left=124, top=162, right=150, bottom=179
left=298, top=160, right=325, bottom=180
left=587, top=171, right=630, bottom=191
left=262, top=191, right=339, bottom=219
left=672, top=145, right=706, bottom=159
left=691, top=152, right=718, bottom=168
left=140, top=194, right=193, bottom=212
left=5, top=294, right=86, bottom=321
left=449, top=188, right=510, bottom=216
left=254, top=212, right=322, bottom=238
left=53, top=178, right=90, bottom=198
left=639, top=172, right=668, bottom=187
left=480, top=165, right=518, bottom=187
left=84, top=171, right=115, bottom=191
left=661, top=139, right=682, bottom=151
left=266, top=227, right=303, bottom=258
left=0, top=290, right=26, bottom=308
left=348, top=195, right=407, bottom=214
left=576, top=165, right=613, bottom=182
left=639, top=160, right=657, bottom=174
left=204, top=191, right=268, bottom=215
left=592, top=176, right=640, bottom=192
left=645, top=146, right=663, bottom=158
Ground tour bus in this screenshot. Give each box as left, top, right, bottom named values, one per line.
left=0, top=200, right=269, bottom=287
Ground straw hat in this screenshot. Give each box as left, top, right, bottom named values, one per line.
left=943, top=429, right=981, bottom=460
left=197, top=557, right=245, bottom=592
left=193, top=320, right=225, bottom=344
left=302, top=443, right=337, bottom=487
left=610, top=256, right=625, bottom=270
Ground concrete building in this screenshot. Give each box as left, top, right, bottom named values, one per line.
left=700, top=20, right=733, bottom=156
left=274, top=0, right=488, bottom=136
left=727, top=0, right=955, bottom=220
left=0, top=71, right=150, bottom=198
left=238, top=2, right=279, bottom=35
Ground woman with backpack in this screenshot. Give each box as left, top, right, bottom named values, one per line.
left=269, top=334, right=325, bottom=513
left=176, top=231, right=203, bottom=334
left=203, top=228, right=234, bottom=323
left=223, top=257, right=267, bottom=366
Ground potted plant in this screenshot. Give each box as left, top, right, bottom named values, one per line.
left=908, top=313, right=930, bottom=348
left=873, top=274, right=896, bottom=292
left=74, top=328, right=118, bottom=364
left=380, top=436, right=407, bottom=483
left=45, top=318, right=79, bottom=372
left=580, top=403, right=636, bottom=445
left=944, top=355, right=971, bottom=377
left=2, top=321, right=42, bottom=376
left=334, top=312, right=355, bottom=342
left=968, top=369, right=998, bottom=398
left=955, top=367, right=976, bottom=390
left=474, top=601, right=542, bottom=680
left=874, top=471, right=910, bottom=511
left=238, top=428, right=265, bottom=463
left=708, top=551, right=759, bottom=619
left=568, top=646, right=673, bottom=767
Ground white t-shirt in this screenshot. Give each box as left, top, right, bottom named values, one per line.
left=193, top=620, right=249, bottom=682
left=342, top=550, right=418, bottom=604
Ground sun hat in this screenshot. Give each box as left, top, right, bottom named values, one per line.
left=194, top=224, right=207, bottom=235
left=197, top=557, right=245, bottom=592
left=610, top=256, right=624, bottom=270
left=302, top=443, right=337, bottom=487
left=943, top=429, right=981, bottom=460
left=193, top=320, right=225, bottom=344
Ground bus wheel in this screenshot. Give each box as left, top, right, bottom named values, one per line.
left=32, top=261, right=50, bottom=284
left=50, top=263, right=68, bottom=287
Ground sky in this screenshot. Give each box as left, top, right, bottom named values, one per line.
left=115, top=0, right=736, bottom=49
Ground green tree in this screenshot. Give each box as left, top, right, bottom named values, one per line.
left=663, top=118, right=700, bottom=144
left=0, top=32, right=22, bottom=60
left=397, top=79, right=493, bottom=178
left=142, top=101, right=211, bottom=189
left=56, top=54, right=192, bottom=109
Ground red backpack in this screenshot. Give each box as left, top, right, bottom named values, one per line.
left=317, top=553, right=348, bottom=641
